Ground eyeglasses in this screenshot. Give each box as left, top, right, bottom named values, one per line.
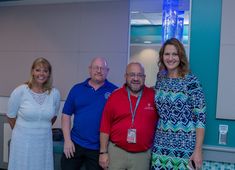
left=126, top=73, right=145, bottom=78
left=91, top=66, right=108, bottom=72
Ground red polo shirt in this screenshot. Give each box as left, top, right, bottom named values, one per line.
left=100, top=85, right=158, bottom=152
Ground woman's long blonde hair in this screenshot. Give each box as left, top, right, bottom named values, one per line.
left=26, top=57, right=53, bottom=92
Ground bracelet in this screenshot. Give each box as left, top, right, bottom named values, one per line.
left=99, top=151, right=108, bottom=154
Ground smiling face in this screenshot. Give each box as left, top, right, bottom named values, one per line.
left=31, top=64, right=50, bottom=86
left=158, top=38, right=189, bottom=78
left=89, top=57, right=109, bottom=85
left=163, top=44, right=180, bottom=76
left=27, top=57, right=53, bottom=91
left=125, top=63, right=145, bottom=96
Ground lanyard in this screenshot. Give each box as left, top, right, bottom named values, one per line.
left=127, top=88, right=143, bottom=126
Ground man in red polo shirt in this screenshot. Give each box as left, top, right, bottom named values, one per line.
left=99, top=62, right=158, bottom=170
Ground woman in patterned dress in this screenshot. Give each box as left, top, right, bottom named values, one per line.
left=7, top=57, right=61, bottom=170
left=151, top=38, right=206, bottom=170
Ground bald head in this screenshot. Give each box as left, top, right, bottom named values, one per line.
left=90, top=57, right=108, bottom=68
left=126, top=62, right=145, bottom=75
left=89, top=57, right=109, bottom=86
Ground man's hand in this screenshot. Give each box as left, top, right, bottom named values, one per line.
left=63, top=139, right=75, bottom=159
left=99, top=153, right=109, bottom=169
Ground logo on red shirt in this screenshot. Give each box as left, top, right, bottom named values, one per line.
left=144, top=103, right=155, bottom=110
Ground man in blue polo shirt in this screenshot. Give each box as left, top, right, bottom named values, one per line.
left=61, top=57, right=117, bottom=170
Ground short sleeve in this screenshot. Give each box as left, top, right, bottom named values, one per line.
left=53, top=88, right=61, bottom=116
left=62, top=86, right=76, bottom=115
left=7, top=85, right=25, bottom=118
left=100, top=94, right=114, bottom=134
left=187, top=75, right=206, bottom=128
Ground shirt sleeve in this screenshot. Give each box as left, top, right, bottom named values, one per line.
left=7, top=85, right=25, bottom=118
left=188, top=76, right=206, bottom=128
left=100, top=94, right=113, bottom=134
left=53, top=88, right=61, bottom=116
left=62, top=86, right=76, bottom=115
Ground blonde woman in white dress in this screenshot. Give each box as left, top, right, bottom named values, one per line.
left=7, top=57, right=61, bottom=170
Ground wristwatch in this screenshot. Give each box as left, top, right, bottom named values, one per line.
left=99, top=151, right=108, bottom=154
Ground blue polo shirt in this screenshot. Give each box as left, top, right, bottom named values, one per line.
left=63, top=78, right=117, bottom=150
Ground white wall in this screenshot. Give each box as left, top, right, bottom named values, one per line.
left=216, top=0, right=235, bottom=120
left=0, top=0, right=129, bottom=100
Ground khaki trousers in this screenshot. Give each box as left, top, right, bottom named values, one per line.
left=108, top=142, right=151, bottom=170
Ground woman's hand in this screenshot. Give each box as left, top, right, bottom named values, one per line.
left=189, top=148, right=202, bottom=169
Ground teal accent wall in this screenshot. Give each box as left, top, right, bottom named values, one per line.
left=190, top=0, right=235, bottom=147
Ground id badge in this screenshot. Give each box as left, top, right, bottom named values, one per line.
left=127, top=128, right=136, bottom=143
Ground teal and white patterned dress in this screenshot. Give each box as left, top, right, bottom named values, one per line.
left=151, top=72, right=206, bottom=170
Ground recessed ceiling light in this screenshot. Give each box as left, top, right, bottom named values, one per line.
left=131, top=11, right=140, bottom=14
left=131, top=19, right=151, bottom=25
